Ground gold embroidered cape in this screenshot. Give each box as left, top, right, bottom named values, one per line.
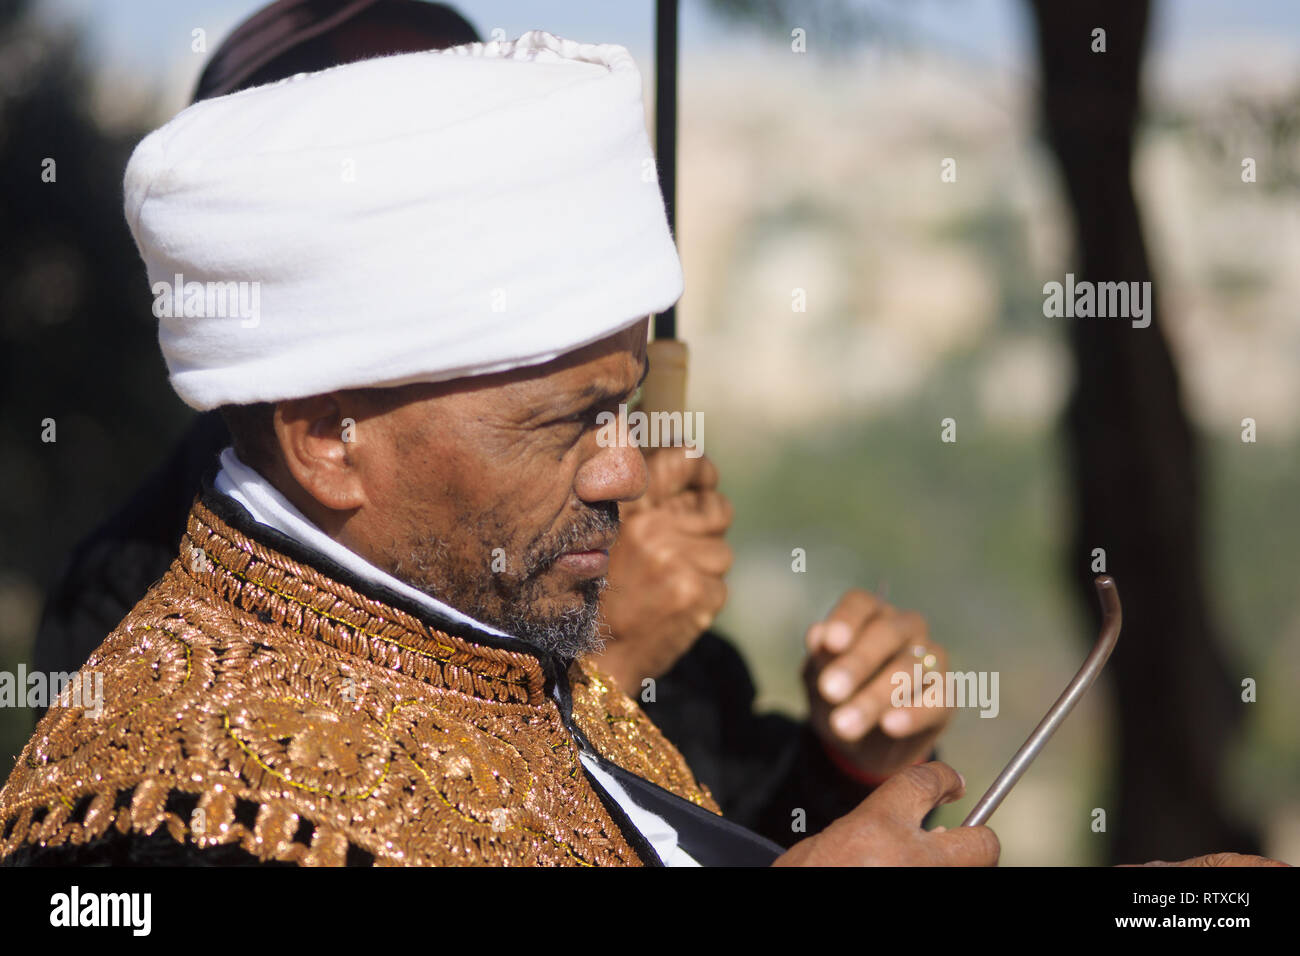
left=0, top=497, right=719, bottom=866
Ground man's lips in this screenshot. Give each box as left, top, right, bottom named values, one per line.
left=553, top=549, right=610, bottom=577
left=551, top=533, right=616, bottom=578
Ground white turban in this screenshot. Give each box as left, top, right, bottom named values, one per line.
left=124, top=31, right=682, bottom=410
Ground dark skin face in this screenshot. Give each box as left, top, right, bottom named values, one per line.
left=260, top=320, right=650, bottom=657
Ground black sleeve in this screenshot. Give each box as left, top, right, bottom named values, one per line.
left=645, top=631, right=881, bottom=848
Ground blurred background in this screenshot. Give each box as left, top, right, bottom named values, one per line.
left=1, top=0, right=1297, bottom=865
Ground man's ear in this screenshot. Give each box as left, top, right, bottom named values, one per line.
left=271, top=393, right=366, bottom=513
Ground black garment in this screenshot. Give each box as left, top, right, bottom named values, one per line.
left=650, top=631, right=877, bottom=847
left=31, top=414, right=877, bottom=858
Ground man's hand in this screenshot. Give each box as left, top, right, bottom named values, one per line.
left=803, top=589, right=955, bottom=780
left=591, top=448, right=733, bottom=695
left=774, top=761, right=999, bottom=866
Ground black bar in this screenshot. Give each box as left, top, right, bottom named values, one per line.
left=654, top=0, right=678, bottom=341
left=2, top=864, right=1290, bottom=939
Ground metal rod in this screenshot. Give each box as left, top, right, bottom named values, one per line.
left=654, top=0, right=678, bottom=341
left=961, top=574, right=1123, bottom=827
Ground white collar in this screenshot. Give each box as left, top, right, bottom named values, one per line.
left=212, top=447, right=512, bottom=639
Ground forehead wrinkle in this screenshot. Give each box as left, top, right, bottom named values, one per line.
left=485, top=349, right=648, bottom=430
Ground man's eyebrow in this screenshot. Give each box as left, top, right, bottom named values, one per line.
left=571, top=359, right=650, bottom=405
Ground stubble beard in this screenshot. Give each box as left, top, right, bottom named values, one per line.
left=389, top=502, right=619, bottom=661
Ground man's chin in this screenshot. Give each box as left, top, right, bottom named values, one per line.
left=494, top=580, right=606, bottom=659
left=403, top=563, right=607, bottom=658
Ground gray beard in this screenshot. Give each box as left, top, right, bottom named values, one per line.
left=388, top=522, right=614, bottom=661
left=487, top=579, right=608, bottom=659
left=420, top=574, right=608, bottom=660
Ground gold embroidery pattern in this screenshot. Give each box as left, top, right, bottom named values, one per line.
left=568, top=659, right=721, bottom=813
left=0, top=501, right=703, bottom=867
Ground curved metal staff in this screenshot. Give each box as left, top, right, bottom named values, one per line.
left=962, top=574, right=1123, bottom=827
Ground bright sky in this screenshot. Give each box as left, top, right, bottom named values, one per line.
left=33, top=0, right=1300, bottom=107
left=34, top=0, right=1033, bottom=86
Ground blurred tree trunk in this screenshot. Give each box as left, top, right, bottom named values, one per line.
left=1026, top=0, right=1259, bottom=862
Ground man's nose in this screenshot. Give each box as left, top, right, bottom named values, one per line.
left=574, top=441, right=648, bottom=506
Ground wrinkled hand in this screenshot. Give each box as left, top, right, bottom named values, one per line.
left=804, top=589, right=955, bottom=780
left=591, top=448, right=733, bottom=695
left=774, top=762, right=999, bottom=866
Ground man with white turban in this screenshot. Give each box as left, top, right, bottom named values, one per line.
left=0, top=31, right=999, bottom=866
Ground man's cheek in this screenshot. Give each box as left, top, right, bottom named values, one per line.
left=486, top=538, right=531, bottom=580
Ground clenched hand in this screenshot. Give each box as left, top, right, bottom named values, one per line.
left=591, top=448, right=733, bottom=694
left=775, top=761, right=999, bottom=866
